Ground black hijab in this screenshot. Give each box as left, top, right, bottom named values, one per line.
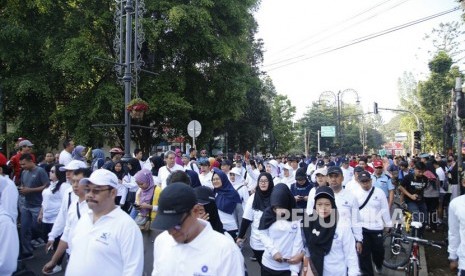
left=112, top=161, right=126, bottom=180
left=150, top=156, right=164, bottom=176
left=303, top=186, right=338, bottom=276
left=252, top=172, right=275, bottom=211
left=258, top=183, right=296, bottom=230
left=127, top=158, right=141, bottom=176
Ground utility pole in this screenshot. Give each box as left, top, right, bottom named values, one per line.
left=455, top=77, right=463, bottom=181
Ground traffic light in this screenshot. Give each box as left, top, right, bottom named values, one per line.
left=414, top=141, right=421, bottom=150
left=373, top=102, right=378, bottom=114
left=413, top=131, right=421, bottom=141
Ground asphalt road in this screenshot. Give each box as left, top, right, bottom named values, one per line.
left=19, top=228, right=426, bottom=276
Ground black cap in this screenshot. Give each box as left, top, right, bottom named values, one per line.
left=354, top=166, right=365, bottom=173
left=316, top=160, right=325, bottom=167
left=194, top=186, right=215, bottom=205
left=327, top=166, right=343, bottom=175
left=151, top=183, right=197, bottom=230
left=295, top=168, right=307, bottom=181
left=358, top=171, right=371, bottom=182
left=314, top=186, right=335, bottom=201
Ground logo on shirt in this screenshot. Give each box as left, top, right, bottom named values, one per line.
left=312, top=228, right=320, bottom=236
left=96, top=232, right=110, bottom=245
left=201, top=266, right=208, bottom=273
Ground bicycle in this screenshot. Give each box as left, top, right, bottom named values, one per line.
left=383, top=202, right=446, bottom=276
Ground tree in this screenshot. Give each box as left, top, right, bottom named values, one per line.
left=269, top=94, right=296, bottom=154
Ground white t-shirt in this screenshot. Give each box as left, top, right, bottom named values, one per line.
left=260, top=219, right=303, bottom=274
left=60, top=198, right=88, bottom=254
left=0, top=211, right=19, bottom=275
left=218, top=209, right=238, bottom=231
left=0, top=175, right=19, bottom=223
left=341, top=166, right=354, bottom=188
left=152, top=219, right=244, bottom=276
left=158, top=164, right=184, bottom=189
left=59, top=150, right=73, bottom=166
left=66, top=207, right=143, bottom=276
left=242, top=194, right=265, bottom=250
left=352, top=186, right=392, bottom=230
left=199, top=172, right=214, bottom=189
left=41, top=182, right=70, bottom=223
left=448, top=195, right=465, bottom=270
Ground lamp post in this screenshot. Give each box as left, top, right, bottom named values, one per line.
left=318, top=89, right=360, bottom=149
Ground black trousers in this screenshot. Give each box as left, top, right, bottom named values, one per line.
left=261, top=265, right=291, bottom=276
left=359, top=229, right=384, bottom=276
left=252, top=249, right=265, bottom=267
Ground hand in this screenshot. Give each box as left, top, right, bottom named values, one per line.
left=356, top=241, right=363, bottom=254
left=450, top=260, right=458, bottom=272
left=410, top=194, right=418, bottom=201
left=19, top=186, right=32, bottom=195
left=294, top=196, right=301, bottom=202
left=37, top=213, right=43, bottom=223
left=236, top=238, right=245, bottom=246
left=45, top=240, right=54, bottom=253
left=287, top=252, right=304, bottom=264
left=303, top=196, right=308, bottom=201
left=42, top=260, right=57, bottom=274
left=273, top=252, right=283, bottom=263
left=139, top=203, right=152, bottom=210
left=200, top=212, right=210, bottom=221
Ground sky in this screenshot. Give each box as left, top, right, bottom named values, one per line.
left=254, top=0, right=464, bottom=123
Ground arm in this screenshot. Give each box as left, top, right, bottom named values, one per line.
left=289, top=224, right=304, bottom=274
left=120, top=224, right=144, bottom=276
left=20, top=185, right=46, bottom=194
left=350, top=197, right=363, bottom=244
left=42, top=240, right=68, bottom=273
left=342, top=230, right=360, bottom=276
left=448, top=200, right=460, bottom=261
left=219, top=244, right=245, bottom=276
left=259, top=229, right=279, bottom=257
left=47, top=193, right=69, bottom=242
left=380, top=192, right=392, bottom=228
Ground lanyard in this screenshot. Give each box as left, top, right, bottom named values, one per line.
left=76, top=202, right=81, bottom=219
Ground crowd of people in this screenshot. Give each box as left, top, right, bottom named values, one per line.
left=0, top=138, right=465, bottom=276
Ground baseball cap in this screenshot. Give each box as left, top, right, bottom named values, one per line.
left=316, top=160, right=325, bottom=167
left=358, top=171, right=371, bottom=182
left=230, top=167, right=242, bottom=176
left=79, top=169, right=118, bottom=188
left=314, top=167, right=327, bottom=176
left=354, top=166, right=365, bottom=173
left=152, top=183, right=197, bottom=230
left=373, top=160, right=383, bottom=168
left=59, top=160, right=88, bottom=171
left=109, top=147, right=124, bottom=154
left=283, top=164, right=293, bottom=171
left=194, top=186, right=215, bottom=205
left=314, top=186, right=335, bottom=201
left=327, top=166, right=343, bottom=175
left=18, top=140, right=33, bottom=147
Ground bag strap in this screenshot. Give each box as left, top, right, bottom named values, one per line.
left=359, top=187, right=375, bottom=210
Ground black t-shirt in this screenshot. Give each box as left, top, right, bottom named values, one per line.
left=401, top=173, right=428, bottom=202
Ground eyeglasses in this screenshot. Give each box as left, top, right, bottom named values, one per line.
left=258, top=180, right=269, bottom=184
left=173, top=213, right=189, bottom=231
left=84, top=188, right=112, bottom=195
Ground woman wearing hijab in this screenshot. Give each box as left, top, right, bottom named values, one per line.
left=259, top=183, right=303, bottom=276
left=302, top=186, right=359, bottom=276
left=150, top=155, right=164, bottom=183
left=72, top=145, right=86, bottom=161
left=90, top=149, right=105, bottom=171
left=236, top=172, right=275, bottom=267
left=131, top=169, right=162, bottom=226
left=112, top=161, right=127, bottom=207
left=266, top=160, right=280, bottom=181
left=211, top=168, right=242, bottom=239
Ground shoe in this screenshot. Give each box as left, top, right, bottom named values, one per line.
left=249, top=256, right=257, bottom=262
left=374, top=265, right=383, bottom=274
left=18, top=253, right=34, bottom=261
left=43, top=265, right=62, bottom=275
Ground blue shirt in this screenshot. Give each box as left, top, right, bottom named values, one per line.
left=371, top=173, right=394, bottom=198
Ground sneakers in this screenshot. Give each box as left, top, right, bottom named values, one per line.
left=374, top=265, right=383, bottom=274
left=18, top=253, right=34, bottom=261
left=43, top=265, right=62, bottom=275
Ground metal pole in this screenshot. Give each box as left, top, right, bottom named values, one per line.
left=455, top=77, right=462, bottom=182
left=317, top=130, right=321, bottom=153
left=193, top=124, right=196, bottom=149
left=123, top=0, right=134, bottom=160
left=337, top=91, right=341, bottom=146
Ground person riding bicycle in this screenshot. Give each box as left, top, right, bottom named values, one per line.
left=399, top=162, right=428, bottom=237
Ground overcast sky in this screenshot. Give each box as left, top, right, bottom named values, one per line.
left=254, top=0, right=463, bottom=122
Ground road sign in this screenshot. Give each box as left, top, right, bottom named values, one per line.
left=395, top=132, right=408, bottom=141
left=187, top=120, right=202, bottom=138
left=321, top=126, right=336, bottom=137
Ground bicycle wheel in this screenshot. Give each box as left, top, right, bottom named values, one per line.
left=383, top=232, right=412, bottom=269
left=406, top=260, right=418, bottom=276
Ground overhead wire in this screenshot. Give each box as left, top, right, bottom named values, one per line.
left=263, top=7, right=461, bottom=72
left=266, top=0, right=409, bottom=63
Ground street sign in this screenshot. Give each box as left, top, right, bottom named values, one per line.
left=395, top=132, right=408, bottom=141
left=321, top=126, right=336, bottom=137
left=187, top=120, right=202, bottom=138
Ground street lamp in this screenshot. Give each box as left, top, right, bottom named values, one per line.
left=318, top=89, right=360, bottom=149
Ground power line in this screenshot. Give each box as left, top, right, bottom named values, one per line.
left=266, top=0, right=409, bottom=62
left=264, top=7, right=460, bottom=72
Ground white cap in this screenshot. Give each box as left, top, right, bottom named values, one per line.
left=59, top=160, right=88, bottom=171
left=268, top=160, right=278, bottom=168
left=314, top=167, right=328, bottom=176
left=79, top=169, right=118, bottom=188
left=283, top=164, right=293, bottom=171
left=230, top=167, right=242, bottom=176
left=18, top=140, right=33, bottom=147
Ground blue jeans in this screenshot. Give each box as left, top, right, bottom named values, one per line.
left=20, top=204, right=41, bottom=254
left=406, top=200, right=427, bottom=237
left=129, top=207, right=139, bottom=219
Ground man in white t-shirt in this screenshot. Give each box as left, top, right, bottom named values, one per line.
left=59, top=139, right=74, bottom=166
left=198, top=159, right=214, bottom=189
left=158, top=150, right=184, bottom=189
left=151, top=183, right=244, bottom=275
left=64, top=169, right=143, bottom=276
left=341, top=159, right=354, bottom=189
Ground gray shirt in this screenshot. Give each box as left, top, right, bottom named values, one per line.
left=21, top=166, right=49, bottom=207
